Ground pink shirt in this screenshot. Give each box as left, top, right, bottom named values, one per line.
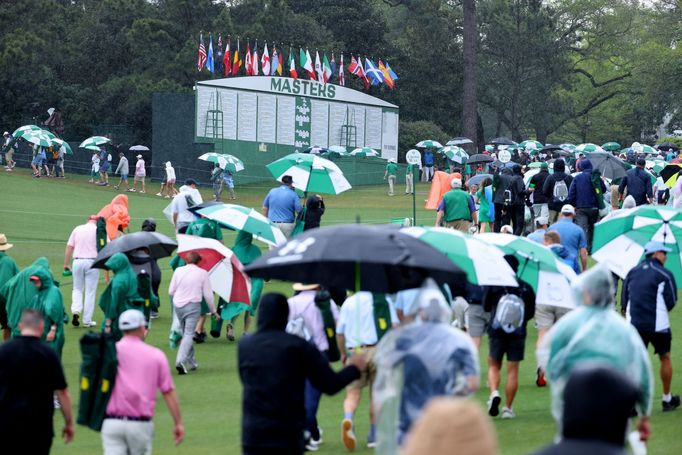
left=168, top=263, right=215, bottom=311
left=106, top=336, right=174, bottom=418
left=67, top=222, right=98, bottom=259
left=135, top=159, right=146, bottom=177
left=288, top=290, right=339, bottom=351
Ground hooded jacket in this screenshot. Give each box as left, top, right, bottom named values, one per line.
left=618, top=166, right=653, bottom=206
left=238, top=293, right=360, bottom=453
left=30, top=268, right=65, bottom=357
left=492, top=168, right=514, bottom=205
left=567, top=160, right=606, bottom=209
left=98, top=253, right=142, bottom=340
left=0, top=257, right=51, bottom=336
left=97, top=195, right=130, bottom=240
left=542, top=159, right=574, bottom=211
left=621, top=257, right=677, bottom=333
left=303, top=196, right=325, bottom=230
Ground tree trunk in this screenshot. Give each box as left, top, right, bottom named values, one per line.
left=462, top=0, right=478, bottom=152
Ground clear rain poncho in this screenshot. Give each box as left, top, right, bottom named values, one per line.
left=373, top=279, right=480, bottom=454
left=538, top=264, right=654, bottom=431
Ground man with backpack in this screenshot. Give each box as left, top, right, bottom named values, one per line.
left=492, top=167, right=514, bottom=232
left=483, top=255, right=536, bottom=419
left=542, top=159, right=573, bottom=224
left=618, top=158, right=653, bottom=206
left=567, top=159, right=605, bottom=252
left=528, top=162, right=550, bottom=228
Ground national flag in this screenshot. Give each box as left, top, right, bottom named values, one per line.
left=216, top=34, right=224, bottom=75
left=289, top=48, right=298, bottom=79
left=338, top=54, right=345, bottom=86
left=270, top=46, right=278, bottom=76
left=322, top=53, right=332, bottom=83
left=277, top=51, right=283, bottom=76
left=364, top=58, right=383, bottom=86
left=349, top=55, right=369, bottom=89
left=301, top=48, right=316, bottom=80
left=197, top=34, right=207, bottom=72
left=329, top=53, right=337, bottom=84
left=378, top=60, right=394, bottom=89
left=206, top=33, right=214, bottom=73
left=385, top=60, right=398, bottom=81
left=314, top=50, right=324, bottom=82
left=261, top=43, right=271, bottom=76
left=231, top=39, right=241, bottom=76
left=252, top=41, right=259, bottom=75
left=223, top=37, right=231, bottom=76
left=244, top=42, right=252, bottom=75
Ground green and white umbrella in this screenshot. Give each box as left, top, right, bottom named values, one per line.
left=328, top=145, right=348, bottom=154
left=350, top=147, right=379, bottom=157
left=84, top=145, right=101, bottom=152
left=22, top=130, right=53, bottom=148
left=592, top=206, right=682, bottom=287
left=646, top=159, right=666, bottom=174
left=12, top=124, right=41, bottom=139
left=601, top=142, right=621, bottom=152
left=631, top=142, right=656, bottom=155
left=403, top=227, right=517, bottom=286
left=51, top=138, right=73, bottom=155
left=267, top=152, right=351, bottom=195
left=559, top=143, right=576, bottom=152
left=198, top=152, right=245, bottom=173
left=478, top=233, right=578, bottom=309
left=416, top=140, right=443, bottom=149
left=194, top=203, right=287, bottom=247
left=439, top=145, right=469, bottom=164
left=576, top=143, right=604, bottom=154
left=79, top=136, right=111, bottom=148
left=519, top=140, right=543, bottom=151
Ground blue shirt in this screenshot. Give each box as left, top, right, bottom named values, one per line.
left=547, top=218, right=586, bottom=273
left=262, top=185, right=302, bottom=222
left=527, top=229, right=546, bottom=244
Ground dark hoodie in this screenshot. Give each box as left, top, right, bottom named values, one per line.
left=542, top=159, right=574, bottom=212
left=567, top=160, right=606, bottom=209
left=238, top=293, right=360, bottom=453
left=492, top=167, right=514, bottom=205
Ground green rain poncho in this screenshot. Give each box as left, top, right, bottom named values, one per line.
left=30, top=267, right=66, bottom=358
left=185, top=218, right=223, bottom=240
left=221, top=231, right=263, bottom=321
left=98, top=253, right=143, bottom=340
left=0, top=252, right=19, bottom=288
left=0, top=257, right=50, bottom=336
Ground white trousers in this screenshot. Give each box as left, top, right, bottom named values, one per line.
left=71, top=258, right=99, bottom=323
left=101, top=419, right=154, bottom=455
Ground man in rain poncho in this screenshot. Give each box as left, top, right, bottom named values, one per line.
left=539, top=264, right=653, bottom=442
left=373, top=279, right=479, bottom=454
left=29, top=268, right=66, bottom=358
left=0, top=257, right=51, bottom=339
left=99, top=253, right=143, bottom=340
left=97, top=195, right=130, bottom=240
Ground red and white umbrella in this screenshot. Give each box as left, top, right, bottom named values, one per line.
left=176, top=234, right=251, bottom=304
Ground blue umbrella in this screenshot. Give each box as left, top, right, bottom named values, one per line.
left=467, top=173, right=493, bottom=186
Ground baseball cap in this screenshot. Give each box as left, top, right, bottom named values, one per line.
left=118, top=309, right=147, bottom=331
left=636, top=157, right=646, bottom=166
left=184, top=178, right=197, bottom=186
left=643, top=241, right=672, bottom=255
left=136, top=154, right=142, bottom=159
left=535, top=216, right=549, bottom=226
left=450, top=178, right=462, bottom=188
left=561, top=204, right=576, bottom=215
left=2, top=131, right=8, bottom=136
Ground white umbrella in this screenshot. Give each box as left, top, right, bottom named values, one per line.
left=129, top=145, right=150, bottom=151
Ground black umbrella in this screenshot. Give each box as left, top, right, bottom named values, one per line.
left=93, top=232, right=177, bottom=269
left=552, top=149, right=572, bottom=157
left=467, top=154, right=494, bottom=165
left=657, top=142, right=679, bottom=152
left=660, top=164, right=682, bottom=187
left=244, top=224, right=466, bottom=293
left=585, top=152, right=628, bottom=181
left=489, top=137, right=516, bottom=146
left=446, top=137, right=473, bottom=146
left=540, top=145, right=563, bottom=153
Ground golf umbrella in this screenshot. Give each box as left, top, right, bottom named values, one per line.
left=267, top=152, right=351, bottom=194
left=416, top=140, right=443, bottom=148
left=84, top=145, right=101, bottom=152
left=439, top=146, right=468, bottom=164
left=80, top=136, right=111, bottom=148
left=244, top=224, right=467, bottom=293
left=402, top=227, right=517, bottom=287
left=559, top=143, right=576, bottom=152
left=601, top=142, right=621, bottom=152
left=51, top=138, right=73, bottom=155
left=22, top=130, right=53, bottom=147
left=328, top=145, right=348, bottom=154
left=12, top=124, right=41, bottom=139
left=519, top=140, right=543, bottom=150
left=446, top=137, right=473, bottom=146
left=350, top=147, right=380, bottom=157
left=467, top=173, right=493, bottom=186
left=631, top=142, right=656, bottom=155
left=176, top=234, right=251, bottom=303
left=540, top=145, right=563, bottom=153
left=477, top=233, right=577, bottom=309
left=592, top=206, right=682, bottom=287
left=194, top=203, right=287, bottom=247
left=129, top=145, right=150, bottom=151
left=524, top=169, right=540, bottom=187
left=198, top=152, right=245, bottom=173
left=302, top=145, right=328, bottom=154
left=490, top=137, right=516, bottom=146
left=586, top=152, right=628, bottom=180
left=660, top=164, right=682, bottom=188
left=92, top=232, right=177, bottom=269
left=576, top=143, right=604, bottom=154
left=646, top=159, right=666, bottom=174
left=467, top=154, right=494, bottom=165
left=657, top=142, right=679, bottom=152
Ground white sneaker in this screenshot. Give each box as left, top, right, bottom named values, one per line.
left=84, top=321, right=97, bottom=328
left=156, top=192, right=162, bottom=196
left=501, top=407, right=516, bottom=419
left=487, top=391, right=501, bottom=417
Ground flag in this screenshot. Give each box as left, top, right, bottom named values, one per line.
left=206, top=33, right=214, bottom=73
left=385, top=60, right=398, bottom=81
left=329, top=53, right=337, bottom=84
left=289, top=48, right=298, bottom=79
left=364, top=58, right=383, bottom=86
left=223, top=37, right=231, bottom=76
left=197, top=34, right=207, bottom=72
left=252, top=41, right=259, bottom=75
left=358, top=57, right=370, bottom=89
left=232, top=39, right=241, bottom=76
left=314, top=50, right=324, bottom=81
left=322, top=53, right=332, bottom=83
left=270, top=46, right=278, bottom=76
left=339, top=54, right=345, bottom=86
left=244, top=42, right=252, bottom=75
left=349, top=55, right=369, bottom=89
left=261, top=43, right=271, bottom=76
left=301, top=48, right=316, bottom=80
left=216, top=34, right=224, bottom=75
left=277, top=51, right=283, bottom=76
left=378, top=60, right=394, bottom=89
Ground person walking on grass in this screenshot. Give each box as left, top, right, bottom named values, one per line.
left=566, top=159, right=605, bottom=252
left=130, top=154, right=146, bottom=193
left=211, top=163, right=224, bottom=201
left=262, top=175, right=302, bottom=239
left=64, top=216, right=100, bottom=328
left=0, top=257, right=51, bottom=340
left=100, top=253, right=143, bottom=341
left=0, top=233, right=18, bottom=292
left=618, top=158, right=653, bottom=206
left=435, top=177, right=477, bottom=233
left=98, top=148, right=111, bottom=186
left=622, top=241, right=680, bottom=412
left=168, top=252, right=218, bottom=375
left=164, top=161, right=177, bottom=198
left=384, top=159, right=398, bottom=196
left=223, top=169, right=236, bottom=200
left=3, top=131, right=16, bottom=171
left=543, top=159, right=573, bottom=224
left=102, top=309, right=184, bottom=454
left=29, top=268, right=66, bottom=359
left=113, top=153, right=129, bottom=191
left=547, top=205, right=587, bottom=274
left=0, top=309, right=74, bottom=455
left=475, top=177, right=494, bottom=233
left=89, top=151, right=100, bottom=183
left=405, top=161, right=414, bottom=195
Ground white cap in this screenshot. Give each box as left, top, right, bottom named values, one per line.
left=118, top=309, right=146, bottom=331
left=561, top=204, right=575, bottom=215
left=451, top=178, right=462, bottom=188
left=136, top=154, right=143, bottom=159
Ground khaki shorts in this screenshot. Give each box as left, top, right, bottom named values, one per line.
left=535, top=304, right=572, bottom=330
left=446, top=220, right=471, bottom=233
left=346, top=346, right=376, bottom=390
left=467, top=304, right=490, bottom=337
left=134, top=175, right=145, bottom=182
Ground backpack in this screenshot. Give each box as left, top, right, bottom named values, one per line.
left=552, top=178, right=569, bottom=204
left=503, top=189, right=513, bottom=206
left=491, top=294, right=525, bottom=334
left=52, top=148, right=60, bottom=160
left=286, top=300, right=313, bottom=341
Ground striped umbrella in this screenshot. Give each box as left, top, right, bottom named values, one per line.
left=576, top=143, right=604, bottom=154
left=403, top=227, right=518, bottom=286
left=22, top=130, right=53, bottom=147
left=660, top=164, right=682, bottom=188
left=601, top=142, right=622, bottom=152
left=267, top=152, right=352, bottom=194
left=51, top=138, right=73, bottom=155
left=439, top=145, right=469, bottom=164
left=559, top=143, right=576, bottom=152
left=446, top=137, right=473, bottom=146
left=477, top=233, right=577, bottom=308
left=79, top=136, right=111, bottom=148
left=302, top=145, right=328, bottom=155
left=84, top=145, right=101, bottom=152
left=592, top=206, right=682, bottom=287
left=631, top=142, right=657, bottom=155
left=198, top=152, right=245, bottom=173
left=194, top=203, right=287, bottom=247
left=416, top=140, right=443, bottom=148
left=350, top=147, right=379, bottom=157
left=12, top=124, right=41, bottom=139
left=646, top=159, right=666, bottom=174
left=519, top=140, right=543, bottom=150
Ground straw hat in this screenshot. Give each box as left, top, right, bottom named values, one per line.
left=0, top=234, right=13, bottom=251
left=292, top=283, right=320, bottom=291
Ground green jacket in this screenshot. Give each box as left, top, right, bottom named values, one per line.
left=30, top=267, right=65, bottom=358
left=442, top=188, right=472, bottom=222
left=0, top=252, right=19, bottom=288
left=98, top=253, right=142, bottom=340
left=0, top=257, right=51, bottom=336
left=185, top=218, right=223, bottom=240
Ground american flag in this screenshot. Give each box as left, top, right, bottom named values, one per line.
left=197, top=34, right=207, bottom=72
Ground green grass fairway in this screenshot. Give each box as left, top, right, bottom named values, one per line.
left=1, top=169, right=681, bottom=455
